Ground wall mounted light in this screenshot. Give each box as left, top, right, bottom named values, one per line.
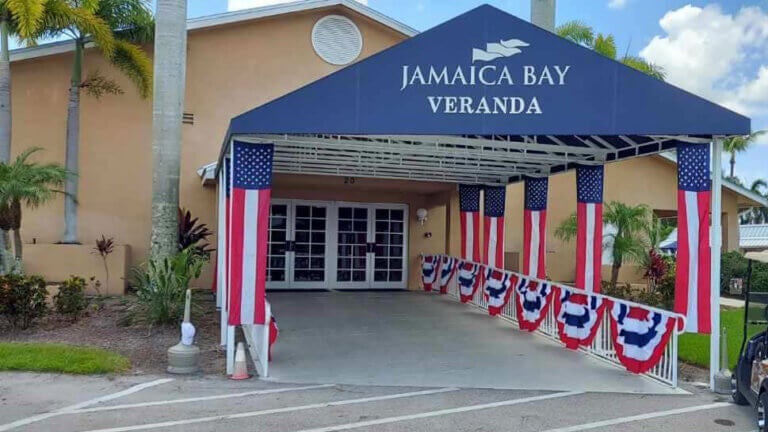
left=416, top=208, right=428, bottom=225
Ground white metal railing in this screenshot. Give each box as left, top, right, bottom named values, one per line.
left=436, top=255, right=684, bottom=388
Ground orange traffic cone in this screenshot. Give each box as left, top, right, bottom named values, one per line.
left=230, top=342, right=250, bottom=380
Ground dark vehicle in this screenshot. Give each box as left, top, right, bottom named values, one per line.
left=732, top=251, right=768, bottom=431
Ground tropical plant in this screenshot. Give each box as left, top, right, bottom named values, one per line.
left=93, top=235, right=114, bottom=294
left=178, top=207, right=213, bottom=259
left=149, top=0, right=186, bottom=260
left=742, top=179, right=768, bottom=224
left=554, top=201, right=650, bottom=290
left=36, top=0, right=153, bottom=244
left=0, top=1, right=54, bottom=164
left=0, top=147, right=67, bottom=273
left=643, top=213, right=675, bottom=252
left=131, top=248, right=203, bottom=325
left=0, top=273, right=47, bottom=329
left=53, top=275, right=87, bottom=321
left=723, top=131, right=766, bottom=179
left=556, top=20, right=665, bottom=80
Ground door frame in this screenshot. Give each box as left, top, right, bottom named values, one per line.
left=266, top=199, right=409, bottom=290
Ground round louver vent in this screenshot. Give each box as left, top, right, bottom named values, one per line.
left=311, top=15, right=363, bottom=66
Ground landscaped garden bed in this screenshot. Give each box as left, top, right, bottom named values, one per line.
left=0, top=291, right=224, bottom=374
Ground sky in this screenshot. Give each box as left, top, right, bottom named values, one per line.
left=182, top=1, right=766, bottom=186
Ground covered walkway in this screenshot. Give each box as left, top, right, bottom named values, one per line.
left=267, top=291, right=678, bottom=394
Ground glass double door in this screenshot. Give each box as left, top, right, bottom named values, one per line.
left=267, top=200, right=407, bottom=290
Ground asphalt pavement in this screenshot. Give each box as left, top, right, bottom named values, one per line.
left=0, top=372, right=758, bottom=432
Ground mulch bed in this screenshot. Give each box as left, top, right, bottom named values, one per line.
left=0, top=291, right=225, bottom=375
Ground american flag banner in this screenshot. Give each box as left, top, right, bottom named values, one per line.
left=576, top=166, right=604, bottom=293
left=675, top=143, right=712, bottom=334
left=483, top=186, right=506, bottom=268
left=523, top=177, right=548, bottom=278
left=438, top=255, right=457, bottom=294
left=609, top=300, right=677, bottom=374
left=228, top=142, right=274, bottom=326
left=554, top=286, right=606, bottom=349
left=484, top=267, right=514, bottom=316
left=457, top=260, right=482, bottom=303
left=459, top=185, right=481, bottom=261
left=421, top=255, right=438, bottom=292
left=515, top=277, right=553, bottom=332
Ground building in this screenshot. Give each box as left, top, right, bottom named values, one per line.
left=12, top=0, right=762, bottom=294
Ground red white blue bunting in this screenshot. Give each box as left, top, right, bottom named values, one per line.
left=457, top=261, right=482, bottom=303
left=609, top=300, right=677, bottom=374
left=555, top=286, right=606, bottom=349
left=483, top=268, right=514, bottom=316
left=421, top=255, right=438, bottom=292
left=515, top=277, right=553, bottom=332
left=438, top=255, right=457, bottom=294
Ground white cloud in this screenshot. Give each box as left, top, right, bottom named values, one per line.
left=228, top=0, right=367, bottom=11
left=640, top=5, right=768, bottom=118
left=608, top=0, right=627, bottom=10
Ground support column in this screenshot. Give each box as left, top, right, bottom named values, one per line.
left=710, top=138, right=723, bottom=390
left=531, top=0, right=556, bottom=32
left=217, top=161, right=227, bottom=346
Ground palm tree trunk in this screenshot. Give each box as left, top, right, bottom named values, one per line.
left=0, top=18, right=12, bottom=163
left=1, top=229, right=11, bottom=273
left=150, top=0, right=188, bottom=260
left=730, top=152, right=736, bottom=179
left=610, top=262, right=620, bottom=290
left=12, top=227, right=21, bottom=262
left=62, top=40, right=83, bottom=244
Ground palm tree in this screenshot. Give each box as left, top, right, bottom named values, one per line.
left=555, top=201, right=649, bottom=290
left=745, top=179, right=768, bottom=224
left=0, top=147, right=67, bottom=273
left=149, top=0, right=186, bottom=260
left=556, top=21, right=665, bottom=80
left=38, top=0, right=153, bottom=244
left=0, top=1, right=51, bottom=164
left=723, top=131, right=766, bottom=179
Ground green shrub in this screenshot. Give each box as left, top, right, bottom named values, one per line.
left=54, top=276, right=88, bottom=321
left=0, top=274, right=47, bottom=329
left=132, top=248, right=204, bottom=325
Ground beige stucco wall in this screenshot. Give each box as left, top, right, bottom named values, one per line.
left=12, top=7, right=406, bottom=288
left=504, top=155, right=742, bottom=284
left=23, top=244, right=130, bottom=295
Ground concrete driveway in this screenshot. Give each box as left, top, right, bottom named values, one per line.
left=266, top=291, right=676, bottom=394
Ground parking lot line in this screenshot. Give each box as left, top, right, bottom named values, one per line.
left=68, top=384, right=336, bottom=414
left=290, top=391, right=585, bottom=432
left=79, top=387, right=461, bottom=432
left=0, top=378, right=174, bottom=432
left=539, top=402, right=732, bottom=432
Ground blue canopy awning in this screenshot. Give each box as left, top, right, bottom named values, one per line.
left=220, top=4, right=750, bottom=184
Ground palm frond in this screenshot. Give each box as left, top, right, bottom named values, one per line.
left=554, top=212, right=577, bottom=243
left=111, top=39, right=152, bottom=98
left=621, top=56, right=666, bottom=80
left=555, top=20, right=594, bottom=47
left=593, top=33, right=617, bottom=60
left=5, top=0, right=46, bottom=39
left=96, top=0, right=154, bottom=44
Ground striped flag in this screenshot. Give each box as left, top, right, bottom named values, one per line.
left=483, top=185, right=506, bottom=269
left=523, top=177, right=548, bottom=278
left=675, top=143, right=711, bottom=334
left=576, top=166, right=604, bottom=293
left=459, top=185, right=481, bottom=261
left=228, top=142, right=274, bottom=326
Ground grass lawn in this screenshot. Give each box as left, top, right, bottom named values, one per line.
left=679, top=308, right=765, bottom=369
left=0, top=343, right=130, bottom=374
